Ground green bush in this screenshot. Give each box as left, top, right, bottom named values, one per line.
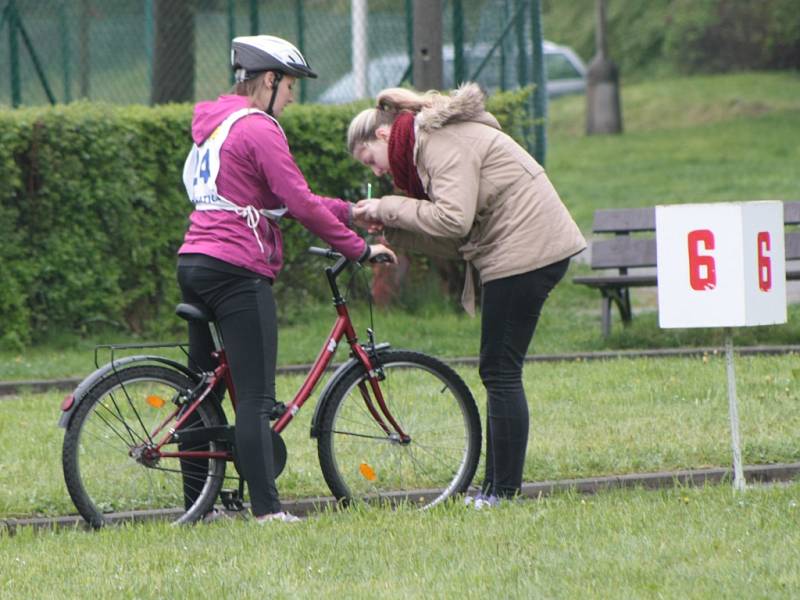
left=664, top=0, right=800, bottom=73
left=542, top=0, right=800, bottom=78
left=0, top=90, right=530, bottom=346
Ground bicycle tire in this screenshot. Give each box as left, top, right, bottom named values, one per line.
left=317, top=350, right=481, bottom=509
left=62, top=365, right=227, bottom=527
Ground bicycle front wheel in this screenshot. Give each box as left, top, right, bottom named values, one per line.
left=62, top=365, right=227, bottom=527
left=317, top=350, right=481, bottom=509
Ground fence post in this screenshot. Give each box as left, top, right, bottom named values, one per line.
left=352, top=0, right=368, bottom=100
left=452, top=0, right=464, bottom=86
left=296, top=0, right=306, bottom=102
left=249, top=0, right=258, bottom=35
left=500, top=0, right=511, bottom=91
left=79, top=0, right=90, bottom=98
left=412, top=0, right=443, bottom=91
left=530, top=0, right=547, bottom=165
left=404, top=0, right=413, bottom=85
left=514, top=0, right=527, bottom=88
left=144, top=0, right=153, bottom=90
left=59, top=0, right=71, bottom=102
left=227, top=0, right=235, bottom=85
left=8, top=0, right=21, bottom=107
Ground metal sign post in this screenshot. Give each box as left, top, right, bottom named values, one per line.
left=724, top=328, right=745, bottom=491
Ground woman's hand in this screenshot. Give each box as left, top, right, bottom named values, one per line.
left=354, top=199, right=380, bottom=221
left=353, top=200, right=384, bottom=234
left=368, top=243, right=397, bottom=264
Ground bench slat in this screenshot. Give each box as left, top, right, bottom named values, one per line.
left=590, top=238, right=657, bottom=269
left=784, top=201, right=800, bottom=225
left=588, top=232, right=800, bottom=270
left=786, top=231, right=800, bottom=260
left=592, top=207, right=655, bottom=233
left=592, top=201, right=800, bottom=234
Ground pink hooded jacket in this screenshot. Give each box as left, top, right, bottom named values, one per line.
left=178, top=94, right=367, bottom=279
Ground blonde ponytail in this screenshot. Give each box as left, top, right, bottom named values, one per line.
left=347, top=87, right=454, bottom=154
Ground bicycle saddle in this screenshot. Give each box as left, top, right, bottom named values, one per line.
left=175, top=302, right=214, bottom=323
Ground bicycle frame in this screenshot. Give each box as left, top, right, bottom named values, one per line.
left=143, top=249, right=409, bottom=464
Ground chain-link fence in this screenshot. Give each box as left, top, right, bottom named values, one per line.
left=1, top=0, right=552, bottom=108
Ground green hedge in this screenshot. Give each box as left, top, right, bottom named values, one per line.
left=0, top=89, right=531, bottom=347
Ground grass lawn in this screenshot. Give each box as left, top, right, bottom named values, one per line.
left=2, top=483, right=799, bottom=598
left=2, top=353, right=798, bottom=519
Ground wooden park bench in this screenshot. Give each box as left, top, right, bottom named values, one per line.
left=573, top=201, right=800, bottom=337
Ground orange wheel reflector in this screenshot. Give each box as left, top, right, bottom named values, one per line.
left=359, top=462, right=377, bottom=481
left=146, top=395, right=166, bottom=409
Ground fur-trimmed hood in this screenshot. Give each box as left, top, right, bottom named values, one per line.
left=416, top=82, right=500, bottom=133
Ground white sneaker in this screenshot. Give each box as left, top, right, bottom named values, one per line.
left=467, top=493, right=500, bottom=510
left=255, top=511, right=302, bottom=523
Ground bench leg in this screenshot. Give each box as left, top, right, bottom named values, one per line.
left=599, top=288, right=633, bottom=338
left=618, top=288, right=632, bottom=323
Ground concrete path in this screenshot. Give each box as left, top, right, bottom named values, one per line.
left=3, top=462, right=798, bottom=534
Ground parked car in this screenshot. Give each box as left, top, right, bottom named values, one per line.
left=316, top=40, right=586, bottom=104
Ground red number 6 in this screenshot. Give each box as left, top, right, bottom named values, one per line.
left=688, top=229, right=716, bottom=291
left=757, top=231, right=771, bottom=291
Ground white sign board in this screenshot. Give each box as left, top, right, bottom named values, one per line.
left=656, top=201, right=787, bottom=328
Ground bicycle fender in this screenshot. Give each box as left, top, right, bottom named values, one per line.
left=57, top=355, right=200, bottom=429
left=308, top=343, right=391, bottom=438
left=308, top=358, right=360, bottom=439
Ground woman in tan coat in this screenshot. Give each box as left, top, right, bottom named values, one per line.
left=349, top=83, right=585, bottom=507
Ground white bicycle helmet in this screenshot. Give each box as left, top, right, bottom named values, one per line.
left=231, top=35, right=317, bottom=81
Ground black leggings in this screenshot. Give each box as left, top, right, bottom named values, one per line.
left=177, top=256, right=281, bottom=516
left=478, top=258, right=570, bottom=498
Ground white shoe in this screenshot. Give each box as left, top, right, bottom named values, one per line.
left=473, top=495, right=500, bottom=510
left=202, top=508, right=232, bottom=523
left=255, top=511, right=302, bottom=523
left=466, top=493, right=500, bottom=510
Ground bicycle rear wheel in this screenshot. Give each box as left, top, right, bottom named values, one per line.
left=317, top=350, right=481, bottom=509
left=62, top=365, right=227, bottom=527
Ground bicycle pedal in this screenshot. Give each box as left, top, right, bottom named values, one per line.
left=220, top=489, right=245, bottom=512
left=269, top=402, right=287, bottom=420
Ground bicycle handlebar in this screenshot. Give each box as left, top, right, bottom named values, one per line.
left=308, top=246, right=342, bottom=260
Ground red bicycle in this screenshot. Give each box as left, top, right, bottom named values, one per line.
left=59, top=248, right=481, bottom=527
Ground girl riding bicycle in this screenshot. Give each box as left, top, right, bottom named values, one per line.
left=178, top=35, right=395, bottom=523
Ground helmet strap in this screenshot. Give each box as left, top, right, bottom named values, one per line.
left=266, top=71, right=283, bottom=116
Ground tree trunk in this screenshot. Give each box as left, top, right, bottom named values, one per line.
left=586, top=0, right=623, bottom=135
left=151, top=0, right=195, bottom=105
left=412, top=0, right=443, bottom=91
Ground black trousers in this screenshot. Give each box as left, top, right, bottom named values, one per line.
left=177, top=256, right=281, bottom=516
left=478, top=258, right=570, bottom=498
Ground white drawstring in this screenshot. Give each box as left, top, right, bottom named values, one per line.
left=235, top=205, right=265, bottom=254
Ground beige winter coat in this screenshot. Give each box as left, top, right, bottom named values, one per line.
left=375, top=83, right=586, bottom=314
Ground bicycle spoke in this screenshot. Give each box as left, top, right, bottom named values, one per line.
left=105, top=390, right=151, bottom=446
left=328, top=429, right=396, bottom=442
left=114, top=380, right=162, bottom=446
left=92, top=398, right=148, bottom=447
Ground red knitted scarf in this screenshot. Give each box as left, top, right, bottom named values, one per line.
left=388, top=112, right=428, bottom=199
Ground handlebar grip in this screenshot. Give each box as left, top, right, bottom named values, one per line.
left=369, top=253, right=393, bottom=264
left=308, top=247, right=342, bottom=260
